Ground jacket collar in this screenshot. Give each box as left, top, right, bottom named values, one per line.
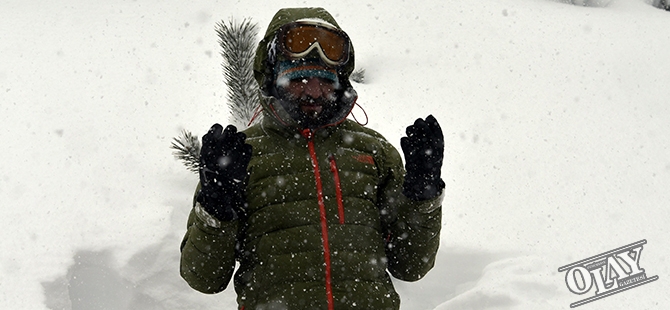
left=259, top=90, right=357, bottom=141
left=260, top=105, right=343, bottom=142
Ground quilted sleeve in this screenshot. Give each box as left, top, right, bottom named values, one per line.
left=376, top=138, right=443, bottom=281
left=179, top=185, right=239, bottom=294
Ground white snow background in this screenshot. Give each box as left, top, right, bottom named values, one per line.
left=1, top=0, right=669, bottom=309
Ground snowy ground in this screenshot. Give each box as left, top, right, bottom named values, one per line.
left=1, top=0, right=669, bottom=309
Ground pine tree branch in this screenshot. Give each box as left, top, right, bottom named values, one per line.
left=171, top=130, right=201, bottom=173
left=216, top=18, right=261, bottom=129
left=351, top=68, right=366, bottom=84
left=171, top=18, right=261, bottom=173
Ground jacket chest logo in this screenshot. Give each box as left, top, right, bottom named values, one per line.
left=352, top=154, right=375, bottom=165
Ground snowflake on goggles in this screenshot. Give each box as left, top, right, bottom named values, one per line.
left=274, top=19, right=351, bottom=67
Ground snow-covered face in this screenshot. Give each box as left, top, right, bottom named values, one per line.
left=279, top=76, right=338, bottom=118
left=275, top=74, right=345, bottom=129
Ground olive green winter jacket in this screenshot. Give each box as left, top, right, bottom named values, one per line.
left=180, top=118, right=443, bottom=309
left=180, top=7, right=443, bottom=310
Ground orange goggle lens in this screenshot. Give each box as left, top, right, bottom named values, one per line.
left=278, top=23, right=350, bottom=65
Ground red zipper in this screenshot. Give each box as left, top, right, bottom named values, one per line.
left=302, top=129, right=335, bottom=310
left=329, top=155, right=345, bottom=225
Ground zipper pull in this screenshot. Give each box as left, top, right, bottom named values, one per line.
left=301, top=128, right=313, bottom=140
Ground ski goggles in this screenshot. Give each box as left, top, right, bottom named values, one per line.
left=275, top=20, right=351, bottom=67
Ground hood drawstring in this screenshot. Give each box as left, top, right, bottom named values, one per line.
left=351, top=101, right=368, bottom=126
left=247, top=104, right=265, bottom=127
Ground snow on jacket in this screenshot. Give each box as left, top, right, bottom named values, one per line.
left=180, top=7, right=443, bottom=310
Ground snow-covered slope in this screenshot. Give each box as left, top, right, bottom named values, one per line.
left=1, top=0, right=669, bottom=309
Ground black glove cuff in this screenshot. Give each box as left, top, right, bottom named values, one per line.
left=403, top=177, right=445, bottom=201
left=196, top=183, right=245, bottom=221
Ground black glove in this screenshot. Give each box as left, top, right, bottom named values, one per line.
left=197, top=124, right=252, bottom=221
left=401, top=115, right=445, bottom=201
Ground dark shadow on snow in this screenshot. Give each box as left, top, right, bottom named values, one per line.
left=41, top=179, right=236, bottom=310
left=42, top=250, right=133, bottom=310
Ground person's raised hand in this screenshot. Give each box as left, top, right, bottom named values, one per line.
left=197, top=124, right=252, bottom=221
left=400, top=115, right=445, bottom=201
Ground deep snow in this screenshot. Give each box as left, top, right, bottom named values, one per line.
left=1, top=0, right=669, bottom=309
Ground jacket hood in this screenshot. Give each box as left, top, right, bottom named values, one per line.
left=253, top=7, right=357, bottom=131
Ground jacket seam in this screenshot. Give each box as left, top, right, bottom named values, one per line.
left=329, top=155, right=346, bottom=225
